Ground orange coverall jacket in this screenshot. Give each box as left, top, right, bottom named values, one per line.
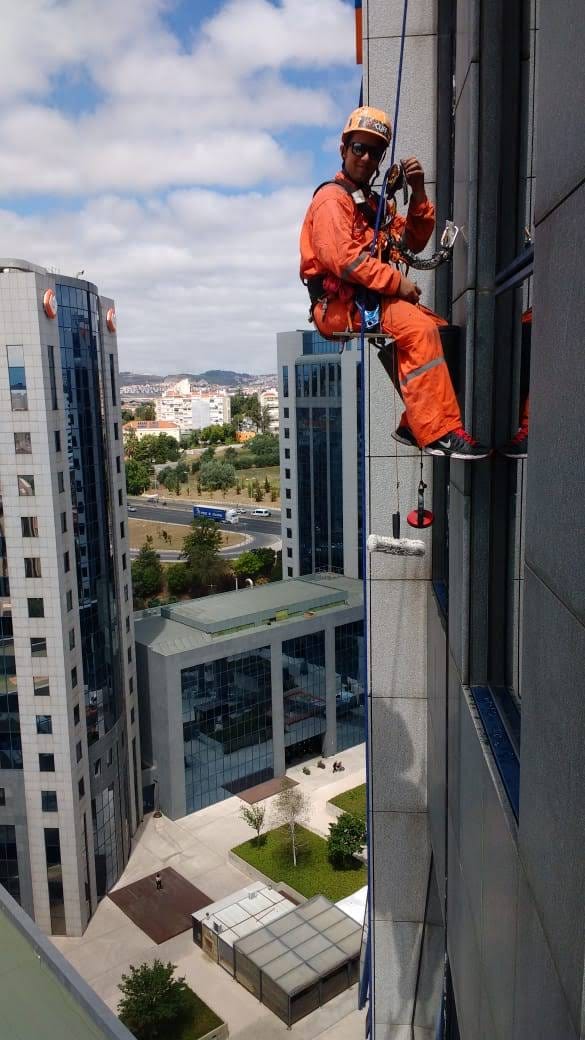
left=299, top=171, right=462, bottom=446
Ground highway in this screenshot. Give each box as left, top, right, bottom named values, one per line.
left=127, top=497, right=282, bottom=559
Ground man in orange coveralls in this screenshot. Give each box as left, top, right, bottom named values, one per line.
left=300, top=106, right=490, bottom=459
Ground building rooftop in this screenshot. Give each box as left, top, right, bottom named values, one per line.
left=192, top=882, right=295, bottom=948
left=0, top=885, right=132, bottom=1040
left=134, top=574, right=363, bottom=655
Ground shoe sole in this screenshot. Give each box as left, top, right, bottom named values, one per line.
left=391, top=430, right=418, bottom=448
left=500, top=451, right=527, bottom=460
left=423, top=447, right=491, bottom=460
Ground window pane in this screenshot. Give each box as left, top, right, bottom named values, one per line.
left=7, top=346, right=27, bottom=411
left=33, top=677, right=50, bottom=696
left=36, top=715, right=52, bottom=735
left=41, top=791, right=58, bottom=812
left=24, top=558, right=42, bottom=578
left=31, top=638, right=47, bottom=657
left=18, top=475, right=35, bottom=496
left=39, top=753, right=55, bottom=772
left=27, top=598, right=44, bottom=618
left=14, top=432, right=32, bottom=454
left=21, top=516, right=39, bottom=538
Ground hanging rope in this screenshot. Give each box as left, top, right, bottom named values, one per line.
left=390, top=0, right=409, bottom=168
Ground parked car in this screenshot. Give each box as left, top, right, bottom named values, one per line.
left=252, top=508, right=271, bottom=517
left=128, top=506, right=137, bottom=513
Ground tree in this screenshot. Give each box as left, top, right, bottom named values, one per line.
left=232, top=551, right=265, bottom=582
left=272, top=785, right=311, bottom=867
left=118, top=959, right=191, bottom=1040
left=199, top=459, right=236, bottom=492
left=181, top=517, right=226, bottom=588
left=134, top=401, right=156, bottom=421
left=121, top=408, right=134, bottom=423
left=327, top=813, right=366, bottom=867
left=166, top=563, right=192, bottom=598
left=240, top=802, right=266, bottom=844
left=125, top=458, right=151, bottom=496
left=260, top=404, right=273, bottom=433
left=247, top=432, right=280, bottom=467
left=152, top=434, right=181, bottom=463
left=131, top=540, right=163, bottom=600
left=223, top=446, right=238, bottom=463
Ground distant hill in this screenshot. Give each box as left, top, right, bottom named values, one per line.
left=120, top=370, right=263, bottom=387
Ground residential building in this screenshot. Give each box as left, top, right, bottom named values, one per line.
left=0, top=259, right=141, bottom=936
left=258, top=387, right=279, bottom=433
left=156, top=385, right=231, bottom=431
left=122, top=419, right=181, bottom=443
left=277, top=331, right=361, bottom=580
left=135, top=575, right=364, bottom=819
left=360, top=2, right=585, bottom=1039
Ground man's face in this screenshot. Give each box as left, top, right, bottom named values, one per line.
left=341, top=131, right=386, bottom=185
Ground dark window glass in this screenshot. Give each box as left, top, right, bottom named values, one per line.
left=287, top=567, right=293, bottom=577
left=283, top=407, right=289, bottom=419
left=31, top=638, right=47, bottom=658
left=286, top=508, right=291, bottom=519
left=78, top=778, right=85, bottom=799
left=285, top=449, right=290, bottom=459
left=285, top=468, right=291, bottom=479
left=0, top=824, right=21, bottom=903
left=285, top=488, right=291, bottom=500
left=68, top=629, right=75, bottom=650
left=94, top=759, right=101, bottom=776
left=73, top=704, right=80, bottom=725
left=14, top=432, right=32, bottom=454
left=58, top=471, right=65, bottom=493
left=129, top=676, right=133, bottom=694
left=71, top=667, right=78, bottom=688
left=182, top=647, right=274, bottom=812
left=116, top=456, right=121, bottom=474
left=122, top=553, right=127, bottom=571
left=7, top=346, right=27, bottom=411
left=33, top=677, right=49, bottom=696
left=28, top=598, right=44, bottom=618
left=76, top=741, right=82, bottom=763
left=0, top=789, right=4, bottom=807
left=36, top=715, right=52, bottom=735
left=39, top=754, right=55, bottom=772
left=109, top=354, right=117, bottom=405
left=286, top=528, right=292, bottom=538
left=282, top=365, right=289, bottom=398
left=54, top=429, right=61, bottom=453
left=42, top=791, right=58, bottom=812
left=284, top=428, right=290, bottom=440
left=295, top=365, right=303, bottom=397
left=335, top=622, right=365, bottom=751
left=24, top=558, right=42, bottom=578
left=282, top=632, right=326, bottom=760
left=287, top=547, right=292, bottom=558
left=125, top=615, right=130, bottom=633
left=120, top=521, right=125, bottom=539
left=18, top=475, right=35, bottom=496
left=118, top=488, right=123, bottom=506
left=124, top=584, right=129, bottom=602
left=60, top=512, right=67, bottom=534
left=47, top=346, right=58, bottom=409
left=130, top=707, right=135, bottom=725
left=0, top=670, right=22, bottom=771
left=114, top=422, right=119, bottom=441
left=44, top=828, right=65, bottom=933
left=21, top=516, right=39, bottom=538
left=63, top=551, right=70, bottom=573
left=66, top=590, right=73, bottom=612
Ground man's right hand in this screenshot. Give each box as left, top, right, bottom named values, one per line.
left=397, top=274, right=421, bottom=303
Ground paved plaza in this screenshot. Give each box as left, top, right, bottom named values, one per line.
left=51, top=745, right=366, bottom=1038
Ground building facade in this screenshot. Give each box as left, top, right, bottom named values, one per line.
left=135, top=575, right=364, bottom=819
left=258, top=388, right=280, bottom=433
left=0, top=259, right=141, bottom=936
left=122, top=419, right=181, bottom=443
left=361, top=1, right=585, bottom=1038
left=156, top=387, right=231, bottom=431
left=277, top=331, right=361, bottom=580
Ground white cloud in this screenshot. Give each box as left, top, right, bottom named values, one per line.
left=0, top=0, right=358, bottom=373
left=0, top=184, right=313, bottom=373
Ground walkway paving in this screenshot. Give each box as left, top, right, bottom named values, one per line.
left=51, top=745, right=366, bottom=1038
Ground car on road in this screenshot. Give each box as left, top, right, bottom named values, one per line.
left=252, top=508, right=271, bottom=517
left=236, top=507, right=248, bottom=514
left=128, top=506, right=137, bottom=512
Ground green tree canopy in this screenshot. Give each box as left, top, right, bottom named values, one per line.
left=232, top=547, right=276, bottom=581
left=134, top=401, right=156, bottom=421
left=199, top=459, right=237, bottom=491
left=247, top=432, right=279, bottom=466
left=121, top=408, right=135, bottom=423
left=181, top=517, right=226, bottom=588
left=327, top=813, right=366, bottom=867
left=125, top=458, right=151, bottom=496
left=127, top=433, right=182, bottom=466
left=131, top=540, right=163, bottom=601
left=166, top=563, right=192, bottom=598
left=118, top=959, right=191, bottom=1040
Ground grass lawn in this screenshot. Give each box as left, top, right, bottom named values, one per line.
left=123, top=986, right=223, bottom=1040
left=158, top=465, right=281, bottom=508
left=129, top=519, right=243, bottom=551
left=232, top=824, right=366, bottom=902
left=330, top=784, right=367, bottom=821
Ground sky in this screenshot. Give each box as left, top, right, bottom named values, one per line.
left=0, top=0, right=360, bottom=375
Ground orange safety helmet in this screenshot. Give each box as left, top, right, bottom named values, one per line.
left=341, top=106, right=392, bottom=148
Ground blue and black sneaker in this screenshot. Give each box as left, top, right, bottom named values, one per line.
left=424, top=427, right=490, bottom=461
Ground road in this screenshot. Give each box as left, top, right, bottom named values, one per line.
left=127, top=497, right=282, bottom=559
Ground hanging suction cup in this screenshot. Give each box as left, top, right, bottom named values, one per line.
left=407, top=508, right=434, bottom=529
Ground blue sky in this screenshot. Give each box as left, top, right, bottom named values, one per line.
left=0, top=0, right=360, bottom=373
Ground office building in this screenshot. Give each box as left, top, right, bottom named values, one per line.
left=359, top=2, right=585, bottom=1039
left=135, top=575, right=364, bottom=819
left=277, top=331, right=361, bottom=579
left=0, top=259, right=141, bottom=936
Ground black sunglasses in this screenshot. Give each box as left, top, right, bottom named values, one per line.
left=349, top=140, right=385, bottom=162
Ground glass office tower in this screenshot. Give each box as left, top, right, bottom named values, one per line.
left=0, top=260, right=141, bottom=934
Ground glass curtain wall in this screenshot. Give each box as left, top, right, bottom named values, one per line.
left=335, top=621, right=365, bottom=751
left=282, top=632, right=326, bottom=761
left=0, top=825, right=20, bottom=903
left=182, top=649, right=273, bottom=812
left=295, top=361, right=343, bottom=574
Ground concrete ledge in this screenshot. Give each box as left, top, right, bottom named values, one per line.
left=326, top=801, right=345, bottom=821
left=199, top=1023, right=228, bottom=1040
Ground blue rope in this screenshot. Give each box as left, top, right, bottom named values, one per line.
left=390, top=0, right=409, bottom=167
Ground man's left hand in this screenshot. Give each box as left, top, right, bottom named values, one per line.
left=402, top=157, right=426, bottom=202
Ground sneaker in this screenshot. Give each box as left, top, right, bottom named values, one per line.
left=391, top=423, right=418, bottom=448
left=499, top=426, right=528, bottom=459
left=424, top=427, right=491, bottom=460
